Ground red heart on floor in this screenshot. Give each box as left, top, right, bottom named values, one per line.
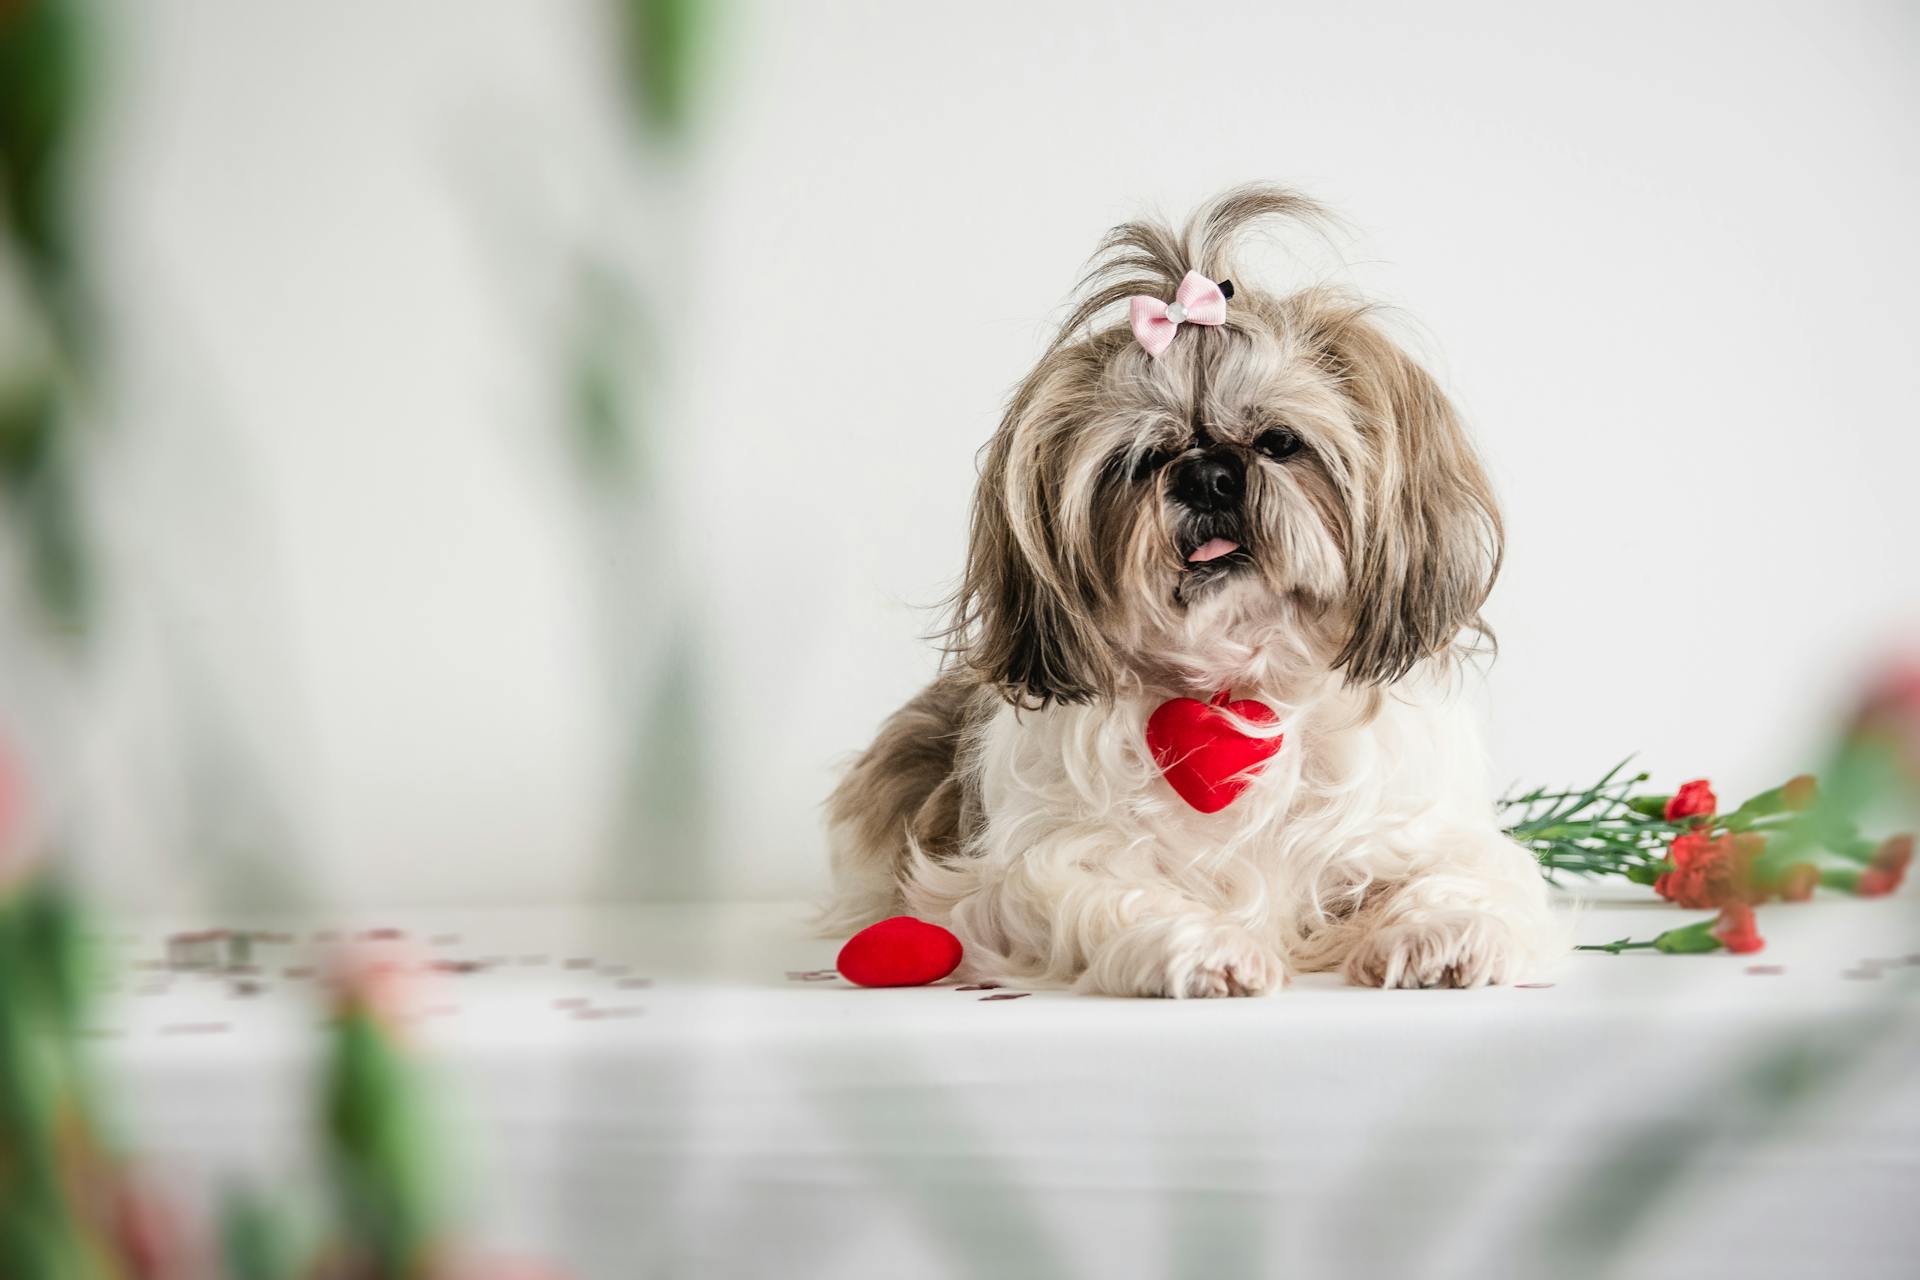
left=1146, top=691, right=1282, bottom=813
left=836, top=916, right=964, bottom=987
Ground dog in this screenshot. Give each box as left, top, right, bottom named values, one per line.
left=824, top=186, right=1559, bottom=996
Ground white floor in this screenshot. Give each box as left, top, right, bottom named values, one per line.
left=93, top=888, right=1920, bottom=1280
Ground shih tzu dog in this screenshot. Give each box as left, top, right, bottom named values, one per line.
left=824, top=186, right=1558, bottom=997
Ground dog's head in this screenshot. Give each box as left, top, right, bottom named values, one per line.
left=948, top=186, right=1502, bottom=707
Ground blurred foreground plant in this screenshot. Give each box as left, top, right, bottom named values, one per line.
left=0, top=862, right=132, bottom=1278
left=1, top=748, right=560, bottom=1280
left=1, top=0, right=96, bottom=632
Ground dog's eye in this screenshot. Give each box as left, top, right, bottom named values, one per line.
left=1254, top=427, right=1304, bottom=460
left=1131, top=446, right=1178, bottom=482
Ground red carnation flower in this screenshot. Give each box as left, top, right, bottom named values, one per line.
left=1856, top=867, right=1898, bottom=897
left=1710, top=902, right=1765, bottom=954
left=1664, top=779, right=1718, bottom=822
left=1852, top=834, right=1916, bottom=897
left=1655, top=830, right=1758, bottom=908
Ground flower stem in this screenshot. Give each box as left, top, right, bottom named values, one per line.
left=1575, top=937, right=1659, bottom=955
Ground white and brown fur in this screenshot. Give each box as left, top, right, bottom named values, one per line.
left=824, top=186, right=1559, bottom=996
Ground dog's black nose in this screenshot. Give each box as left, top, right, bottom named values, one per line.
left=1171, top=452, right=1244, bottom=512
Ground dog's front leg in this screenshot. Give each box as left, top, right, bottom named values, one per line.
left=907, top=827, right=1287, bottom=998
left=1339, top=830, right=1558, bottom=989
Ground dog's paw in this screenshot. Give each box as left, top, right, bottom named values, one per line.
left=1182, top=928, right=1287, bottom=998
left=1081, top=921, right=1287, bottom=998
left=1344, top=910, right=1520, bottom=989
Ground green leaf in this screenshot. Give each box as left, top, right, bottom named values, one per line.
left=1625, top=794, right=1669, bottom=819
left=1653, top=918, right=1724, bottom=954
left=0, top=0, right=88, bottom=308
left=618, top=0, right=709, bottom=135
left=324, top=1008, right=442, bottom=1274
left=221, top=1187, right=308, bottom=1280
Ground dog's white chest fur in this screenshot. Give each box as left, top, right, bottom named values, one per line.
left=894, top=672, right=1557, bottom=996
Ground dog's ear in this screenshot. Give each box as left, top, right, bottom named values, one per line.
left=1312, top=308, right=1502, bottom=686
left=944, top=355, right=1120, bottom=709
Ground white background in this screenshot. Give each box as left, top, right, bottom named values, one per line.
left=47, top=0, right=1920, bottom=908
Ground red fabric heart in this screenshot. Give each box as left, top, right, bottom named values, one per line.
left=1145, top=690, right=1282, bottom=813
left=836, top=916, right=964, bottom=987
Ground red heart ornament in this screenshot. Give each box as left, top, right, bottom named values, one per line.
left=836, top=916, right=964, bottom=987
left=1145, top=691, right=1283, bottom=813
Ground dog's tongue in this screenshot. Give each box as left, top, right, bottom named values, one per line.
left=1187, top=538, right=1240, bottom=564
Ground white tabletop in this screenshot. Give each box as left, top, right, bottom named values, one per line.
left=90, top=887, right=1920, bottom=1280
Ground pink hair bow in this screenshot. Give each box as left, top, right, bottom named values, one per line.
left=1128, top=270, right=1230, bottom=359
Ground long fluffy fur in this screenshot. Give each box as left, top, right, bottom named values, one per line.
left=825, top=185, right=1560, bottom=995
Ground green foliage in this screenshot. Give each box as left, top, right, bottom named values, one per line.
left=323, top=1006, right=443, bottom=1278
left=618, top=0, right=707, bottom=135
left=1652, top=918, right=1725, bottom=954
left=0, top=873, right=111, bottom=1280
left=566, top=264, right=648, bottom=484
left=0, top=0, right=93, bottom=632
left=1508, top=757, right=1906, bottom=891
left=221, top=1187, right=307, bottom=1280
left=1501, top=759, right=1683, bottom=882
left=0, top=0, right=87, bottom=307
